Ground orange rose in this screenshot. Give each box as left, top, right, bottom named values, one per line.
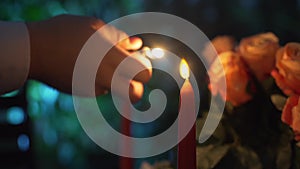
left=208, top=51, right=253, bottom=106
left=282, top=95, right=300, bottom=141
left=272, top=42, right=300, bottom=96
left=238, top=32, right=279, bottom=81
left=203, top=35, right=236, bottom=65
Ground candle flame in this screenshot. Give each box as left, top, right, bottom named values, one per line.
left=148, top=48, right=165, bottom=59
left=180, top=59, right=190, bottom=79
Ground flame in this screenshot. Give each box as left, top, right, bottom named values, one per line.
left=180, top=59, right=190, bottom=79
left=149, top=48, right=165, bottom=59
left=143, top=47, right=165, bottom=59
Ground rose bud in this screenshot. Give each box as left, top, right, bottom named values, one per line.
left=282, top=95, right=300, bottom=142
left=272, top=42, right=300, bottom=96
left=238, top=32, right=279, bottom=81
left=203, top=35, right=236, bottom=66
left=208, top=51, right=254, bottom=106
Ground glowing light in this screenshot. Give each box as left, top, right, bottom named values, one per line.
left=151, top=48, right=165, bottom=59
left=6, top=107, right=25, bottom=125
left=39, top=85, right=59, bottom=105
left=145, top=47, right=165, bottom=59
left=17, top=134, right=30, bottom=151
left=179, top=59, right=190, bottom=79
left=143, top=47, right=153, bottom=58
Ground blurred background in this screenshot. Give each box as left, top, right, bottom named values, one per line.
left=0, top=0, right=299, bottom=169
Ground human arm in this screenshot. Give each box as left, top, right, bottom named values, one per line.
left=0, top=21, right=30, bottom=94
left=0, top=14, right=152, bottom=102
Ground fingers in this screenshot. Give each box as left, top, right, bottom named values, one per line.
left=119, top=37, right=143, bottom=51
left=96, top=53, right=151, bottom=101
left=129, top=80, right=144, bottom=103
left=103, top=45, right=152, bottom=83
left=95, top=23, right=150, bottom=101
left=121, top=52, right=152, bottom=83
left=95, top=38, right=152, bottom=102
left=104, top=74, right=144, bottom=103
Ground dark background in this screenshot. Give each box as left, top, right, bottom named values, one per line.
left=0, top=0, right=299, bottom=169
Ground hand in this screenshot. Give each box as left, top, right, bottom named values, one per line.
left=26, top=14, right=152, bottom=102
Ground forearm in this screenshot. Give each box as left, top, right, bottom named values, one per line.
left=0, top=15, right=150, bottom=101
left=0, top=21, right=30, bottom=94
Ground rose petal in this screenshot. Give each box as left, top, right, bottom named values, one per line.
left=282, top=95, right=299, bottom=125
left=239, top=32, right=279, bottom=81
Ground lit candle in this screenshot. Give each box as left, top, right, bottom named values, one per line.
left=120, top=103, right=133, bottom=169
left=120, top=47, right=166, bottom=169
left=178, top=59, right=196, bottom=169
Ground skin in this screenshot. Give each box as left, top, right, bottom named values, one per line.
left=26, top=14, right=152, bottom=102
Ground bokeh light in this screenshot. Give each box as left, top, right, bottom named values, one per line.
left=0, top=90, right=19, bottom=98
left=6, top=107, right=26, bottom=125
left=39, top=85, right=59, bottom=105
left=17, top=134, right=30, bottom=152
left=151, top=48, right=165, bottom=59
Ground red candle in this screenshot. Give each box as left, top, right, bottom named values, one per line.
left=178, top=59, right=196, bottom=169
left=119, top=47, right=165, bottom=169
left=120, top=104, right=133, bottom=169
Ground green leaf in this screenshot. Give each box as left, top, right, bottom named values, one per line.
left=196, top=144, right=230, bottom=169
